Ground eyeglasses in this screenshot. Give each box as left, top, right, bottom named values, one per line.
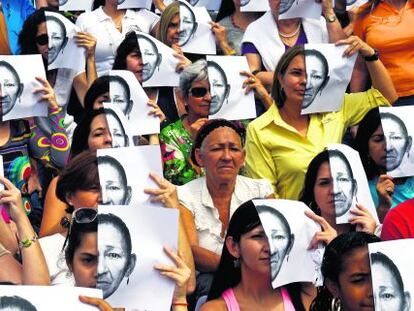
left=72, top=208, right=98, bottom=224
left=189, top=87, right=209, bottom=98
left=35, top=34, right=48, bottom=46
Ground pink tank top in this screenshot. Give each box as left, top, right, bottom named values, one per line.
left=221, top=287, right=295, bottom=311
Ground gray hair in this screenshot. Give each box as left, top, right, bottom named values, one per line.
left=179, top=59, right=208, bottom=100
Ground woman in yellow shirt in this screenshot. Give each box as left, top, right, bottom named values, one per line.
left=245, top=36, right=397, bottom=200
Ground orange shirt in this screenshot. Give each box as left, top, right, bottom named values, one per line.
left=354, top=0, right=414, bottom=97
left=0, top=10, right=11, bottom=54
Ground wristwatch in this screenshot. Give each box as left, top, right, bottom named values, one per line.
left=364, top=49, right=379, bottom=62
left=325, top=14, right=337, bottom=23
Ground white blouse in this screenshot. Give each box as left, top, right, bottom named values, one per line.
left=177, top=175, right=273, bottom=255
left=76, top=7, right=159, bottom=77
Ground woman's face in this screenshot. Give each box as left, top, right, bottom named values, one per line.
left=372, top=262, right=408, bottom=311
left=99, top=161, right=129, bottom=205
left=368, top=125, right=387, bottom=169
left=88, top=114, right=113, bottom=151
left=278, top=55, right=307, bottom=106
left=105, top=112, right=127, bottom=148
left=92, top=92, right=110, bottom=110
left=126, top=50, right=144, bottom=83
left=196, top=127, right=245, bottom=181
left=67, top=190, right=101, bottom=210
left=70, top=232, right=98, bottom=289
left=166, top=13, right=180, bottom=47
left=36, top=22, right=49, bottom=61
left=335, top=247, right=374, bottom=311
left=314, top=161, right=336, bottom=221
left=97, top=223, right=130, bottom=299
left=186, top=79, right=211, bottom=119
left=303, top=54, right=327, bottom=108
left=238, top=225, right=271, bottom=276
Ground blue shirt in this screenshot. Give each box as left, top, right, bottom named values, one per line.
left=369, top=176, right=414, bottom=209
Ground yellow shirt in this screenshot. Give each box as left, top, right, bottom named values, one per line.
left=245, top=88, right=390, bottom=200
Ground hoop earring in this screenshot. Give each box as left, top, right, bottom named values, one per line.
left=127, top=278, right=129, bottom=285
left=331, top=297, right=342, bottom=311
left=233, top=257, right=240, bottom=268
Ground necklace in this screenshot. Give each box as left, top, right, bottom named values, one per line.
left=278, top=23, right=301, bottom=38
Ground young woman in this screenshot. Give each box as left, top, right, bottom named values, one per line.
left=310, top=231, right=380, bottom=311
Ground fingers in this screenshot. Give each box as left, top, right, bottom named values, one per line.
left=304, top=210, right=330, bottom=230
left=0, top=177, right=15, bottom=191
left=79, top=296, right=113, bottom=311
left=147, top=172, right=165, bottom=187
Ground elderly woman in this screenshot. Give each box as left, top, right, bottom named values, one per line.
left=178, top=119, right=274, bottom=299
left=245, top=38, right=397, bottom=200
left=159, top=59, right=210, bottom=185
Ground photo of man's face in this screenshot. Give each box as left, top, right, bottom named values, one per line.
left=59, top=0, right=69, bottom=5
left=137, top=35, right=161, bottom=82
left=105, top=109, right=129, bottom=148
left=330, top=152, right=356, bottom=217
left=179, top=2, right=197, bottom=46
left=46, top=15, right=67, bottom=65
left=189, top=0, right=199, bottom=4
left=346, top=0, right=358, bottom=5
left=381, top=113, right=412, bottom=172
left=279, top=0, right=296, bottom=14
left=98, top=156, right=131, bottom=205
left=97, top=221, right=134, bottom=298
left=0, top=61, right=22, bottom=117
left=117, top=0, right=126, bottom=4
left=109, top=77, right=132, bottom=116
left=0, top=295, right=37, bottom=311
left=207, top=61, right=230, bottom=115
left=240, top=0, right=251, bottom=6
left=303, top=51, right=329, bottom=109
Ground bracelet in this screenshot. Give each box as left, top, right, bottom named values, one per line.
left=227, top=49, right=237, bottom=56
left=172, top=302, right=189, bottom=306
left=19, top=233, right=38, bottom=249
left=364, top=49, right=379, bottom=62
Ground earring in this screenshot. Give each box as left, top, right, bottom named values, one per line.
left=127, top=277, right=129, bottom=285
left=331, top=297, right=342, bottom=311
left=233, top=257, right=240, bottom=268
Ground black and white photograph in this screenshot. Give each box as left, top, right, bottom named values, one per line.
left=102, top=103, right=134, bottom=148
left=301, top=43, right=357, bottom=115
left=369, top=239, right=414, bottom=311
left=240, top=0, right=270, bottom=12
left=206, top=55, right=256, bottom=120
left=97, top=145, right=163, bottom=206
left=0, top=285, right=102, bottom=310
left=59, top=0, right=93, bottom=11
left=109, top=71, right=160, bottom=135
left=0, top=55, right=47, bottom=121
left=117, top=0, right=152, bottom=9
left=278, top=0, right=322, bottom=20
left=135, top=32, right=180, bottom=87
left=253, top=199, right=322, bottom=289
left=345, top=0, right=369, bottom=10
left=97, top=205, right=179, bottom=310
left=162, top=0, right=222, bottom=12
left=178, top=0, right=216, bottom=55
left=379, top=106, right=414, bottom=178
left=328, top=144, right=378, bottom=225
left=45, top=11, right=85, bottom=73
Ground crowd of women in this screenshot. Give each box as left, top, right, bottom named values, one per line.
left=1, top=0, right=413, bottom=310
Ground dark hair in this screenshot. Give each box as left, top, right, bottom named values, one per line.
left=92, top=0, right=105, bottom=10
left=84, top=76, right=110, bottom=112
left=104, top=108, right=129, bottom=147
left=271, top=45, right=305, bottom=107
left=156, top=1, right=180, bottom=45
left=97, top=155, right=128, bottom=190
left=56, top=150, right=100, bottom=207
left=19, top=8, right=47, bottom=55
left=353, top=108, right=385, bottom=179
left=65, top=216, right=97, bottom=266
left=0, top=296, right=37, bottom=311
left=216, top=0, right=236, bottom=21
left=370, top=251, right=406, bottom=294
left=113, top=32, right=140, bottom=71
left=98, top=213, right=133, bottom=266
left=70, top=108, right=106, bottom=158
left=190, top=119, right=244, bottom=166
left=300, top=150, right=329, bottom=214
left=310, top=232, right=381, bottom=311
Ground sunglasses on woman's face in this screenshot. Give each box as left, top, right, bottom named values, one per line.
left=72, top=208, right=98, bottom=224
left=189, top=87, right=209, bottom=98
left=35, top=34, right=49, bottom=46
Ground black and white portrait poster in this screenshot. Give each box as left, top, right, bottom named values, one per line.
left=253, top=199, right=322, bottom=289
left=135, top=32, right=180, bottom=87
left=45, top=11, right=85, bottom=73
left=109, top=71, right=160, bottom=135
left=369, top=239, right=414, bottom=311
left=328, top=144, right=379, bottom=225
left=301, top=43, right=357, bottom=115
left=97, top=205, right=179, bottom=310
left=162, top=0, right=222, bottom=11
left=206, top=55, right=256, bottom=120
left=117, top=0, right=152, bottom=9
left=59, top=0, right=93, bottom=11
left=344, top=0, right=369, bottom=10
left=0, top=285, right=102, bottom=310
left=102, top=103, right=134, bottom=148
left=279, top=0, right=322, bottom=20
left=97, top=145, right=163, bottom=207
left=240, top=0, right=270, bottom=12
left=0, top=55, right=47, bottom=121
left=178, top=0, right=216, bottom=55
left=379, top=106, right=414, bottom=178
